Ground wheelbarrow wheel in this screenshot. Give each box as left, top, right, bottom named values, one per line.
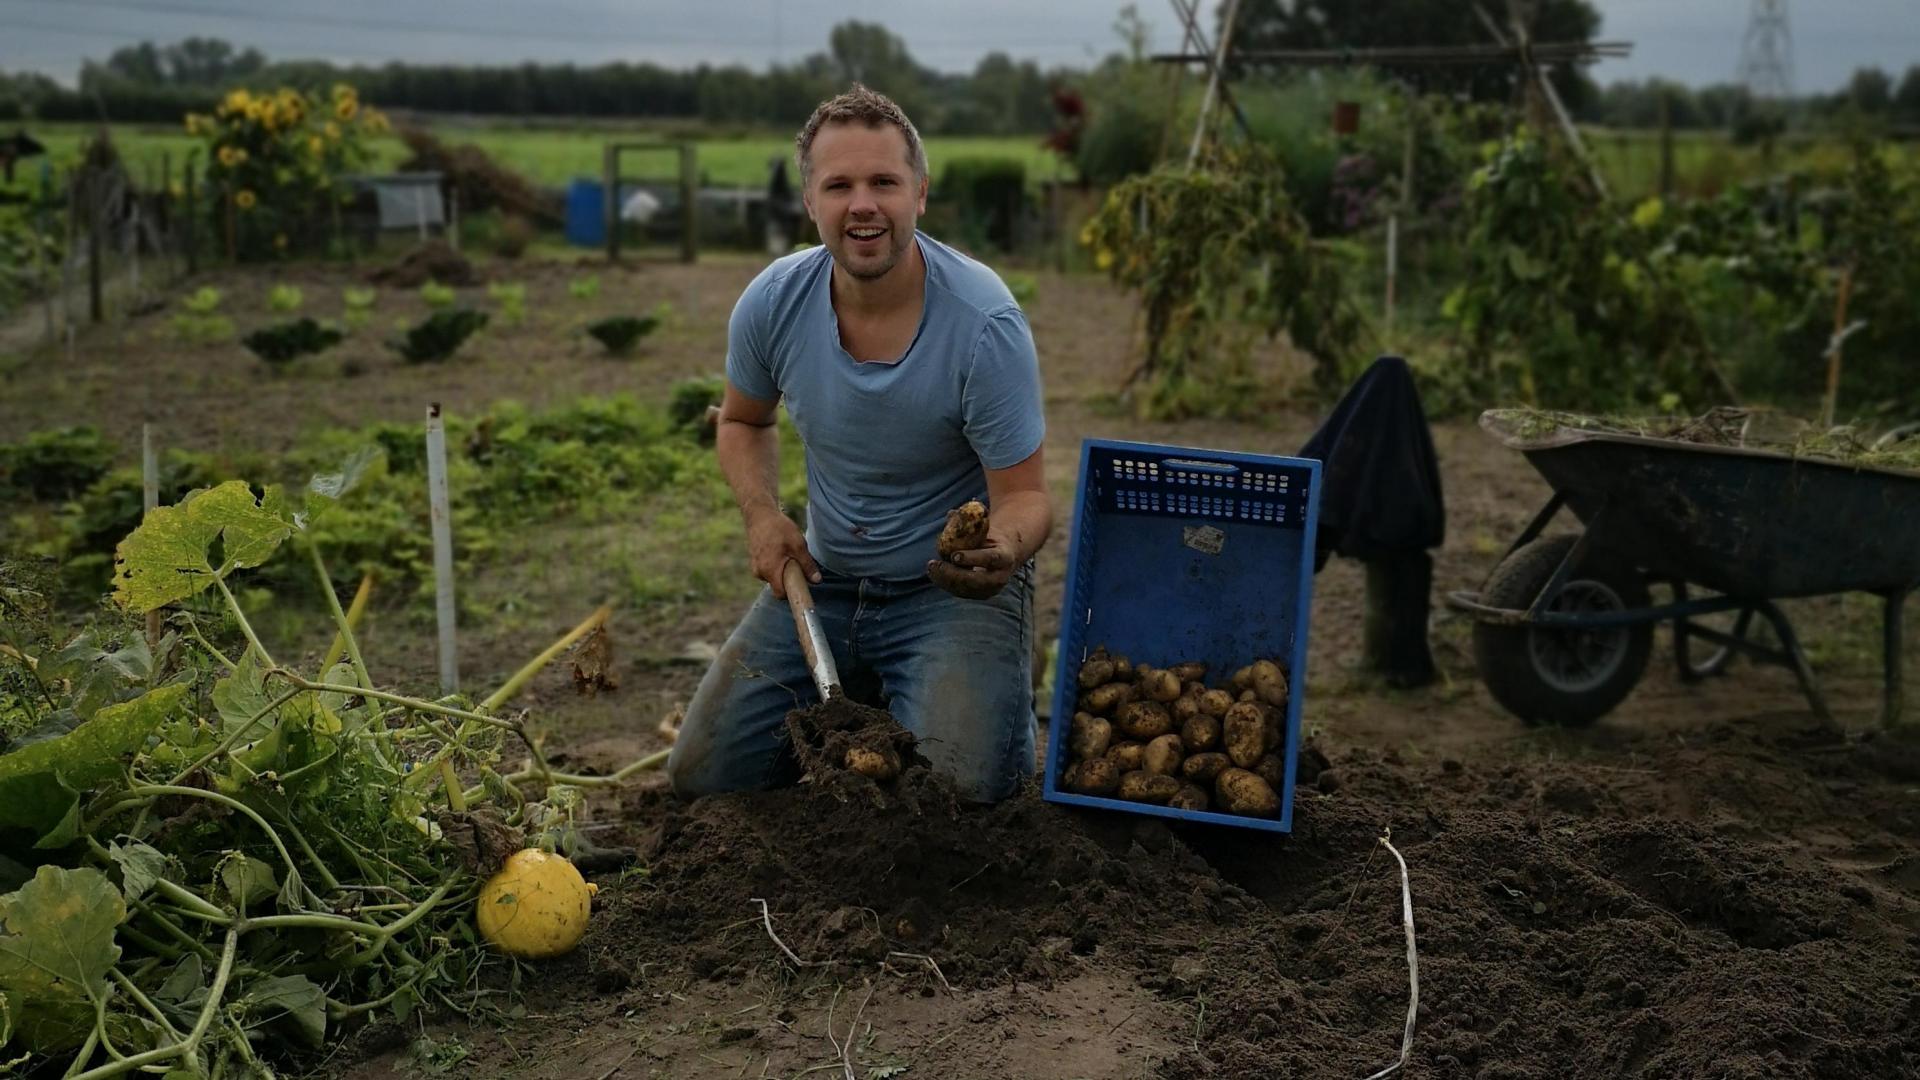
left=1474, top=535, right=1652, bottom=727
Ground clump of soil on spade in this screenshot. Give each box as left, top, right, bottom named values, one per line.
left=781, top=695, right=933, bottom=808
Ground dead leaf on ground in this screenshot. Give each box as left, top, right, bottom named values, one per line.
left=570, top=621, right=618, bottom=697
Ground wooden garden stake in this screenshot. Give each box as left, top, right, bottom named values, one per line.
left=1821, top=264, right=1855, bottom=430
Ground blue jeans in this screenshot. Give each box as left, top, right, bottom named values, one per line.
left=666, top=564, right=1037, bottom=803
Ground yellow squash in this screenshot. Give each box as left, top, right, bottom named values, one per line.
left=475, top=849, right=598, bottom=959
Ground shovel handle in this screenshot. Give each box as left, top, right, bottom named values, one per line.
left=782, top=559, right=839, bottom=698
left=782, top=558, right=815, bottom=611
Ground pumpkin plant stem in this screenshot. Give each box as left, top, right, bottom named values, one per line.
left=110, top=970, right=186, bottom=1040
left=316, top=559, right=374, bottom=681
left=68, top=927, right=238, bottom=1080
left=181, top=616, right=237, bottom=670
left=439, top=758, right=467, bottom=812
left=481, top=603, right=611, bottom=712
left=213, top=572, right=274, bottom=668
left=166, top=686, right=306, bottom=785
left=98, top=786, right=319, bottom=908
left=460, top=747, right=670, bottom=806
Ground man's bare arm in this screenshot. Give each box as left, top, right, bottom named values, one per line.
left=715, top=381, right=818, bottom=597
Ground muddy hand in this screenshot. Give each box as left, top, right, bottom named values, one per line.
left=928, top=542, right=1015, bottom=600
left=746, top=507, right=819, bottom=600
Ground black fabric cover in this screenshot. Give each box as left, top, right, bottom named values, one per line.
left=1297, top=355, right=1445, bottom=571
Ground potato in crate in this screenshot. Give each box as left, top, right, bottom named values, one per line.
left=1043, top=439, right=1320, bottom=832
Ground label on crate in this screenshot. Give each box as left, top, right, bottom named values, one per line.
left=1182, top=525, right=1226, bottom=556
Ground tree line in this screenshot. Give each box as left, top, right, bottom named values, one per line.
left=0, top=23, right=1068, bottom=135
left=1589, top=67, right=1920, bottom=131
left=1, top=6, right=1913, bottom=137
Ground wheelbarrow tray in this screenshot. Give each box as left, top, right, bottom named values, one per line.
left=1483, top=413, right=1920, bottom=599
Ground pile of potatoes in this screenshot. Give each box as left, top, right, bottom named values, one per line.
left=1058, top=648, right=1292, bottom=818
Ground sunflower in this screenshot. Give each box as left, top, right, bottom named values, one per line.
left=308, top=134, right=326, bottom=157
left=324, top=121, right=342, bottom=141
left=335, top=99, right=358, bottom=121
left=273, top=233, right=288, bottom=250
left=1095, top=247, right=1115, bottom=270
left=184, top=113, right=208, bottom=136
left=220, top=88, right=251, bottom=117
left=235, top=190, right=258, bottom=211
left=217, top=145, right=248, bottom=168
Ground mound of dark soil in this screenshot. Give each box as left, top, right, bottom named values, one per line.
left=592, top=723, right=1920, bottom=1078
left=367, top=239, right=479, bottom=288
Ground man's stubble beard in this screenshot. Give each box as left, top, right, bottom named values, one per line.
left=835, top=218, right=911, bottom=282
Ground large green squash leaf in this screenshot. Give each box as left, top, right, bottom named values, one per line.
left=0, top=866, right=125, bottom=1053
left=112, top=481, right=294, bottom=613
left=240, top=974, right=326, bottom=1048
left=0, top=684, right=186, bottom=842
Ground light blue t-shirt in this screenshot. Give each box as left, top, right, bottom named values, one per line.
left=726, top=232, right=1045, bottom=581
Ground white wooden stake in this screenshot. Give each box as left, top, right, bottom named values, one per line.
left=142, top=423, right=160, bottom=648
left=426, top=403, right=459, bottom=694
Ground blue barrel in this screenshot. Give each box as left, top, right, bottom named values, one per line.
left=565, top=179, right=605, bottom=247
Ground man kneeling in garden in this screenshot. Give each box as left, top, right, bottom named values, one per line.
left=666, top=85, right=1052, bottom=803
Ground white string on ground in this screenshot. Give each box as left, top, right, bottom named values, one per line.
left=1362, top=828, right=1419, bottom=1080
left=885, top=951, right=953, bottom=993
left=750, top=898, right=823, bottom=969
left=841, top=980, right=873, bottom=1080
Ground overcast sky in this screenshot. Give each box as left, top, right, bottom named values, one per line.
left=4, top=0, right=1915, bottom=93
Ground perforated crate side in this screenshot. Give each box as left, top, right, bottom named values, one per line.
left=1044, top=439, right=1321, bottom=834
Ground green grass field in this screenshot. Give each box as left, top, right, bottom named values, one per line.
left=21, top=119, right=1906, bottom=218
left=1585, top=128, right=1915, bottom=202
left=26, top=122, right=1070, bottom=192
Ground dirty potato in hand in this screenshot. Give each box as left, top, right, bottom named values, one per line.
left=936, top=500, right=990, bottom=559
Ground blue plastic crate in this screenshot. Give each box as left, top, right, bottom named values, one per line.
left=1042, top=438, right=1321, bottom=833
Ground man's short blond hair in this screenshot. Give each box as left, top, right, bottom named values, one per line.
left=794, top=83, right=928, bottom=188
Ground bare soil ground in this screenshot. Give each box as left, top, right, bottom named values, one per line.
left=5, top=251, right=1916, bottom=1079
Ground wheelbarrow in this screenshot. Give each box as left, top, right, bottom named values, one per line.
left=1447, top=410, right=1920, bottom=727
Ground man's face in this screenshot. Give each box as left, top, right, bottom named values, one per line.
left=803, top=122, right=927, bottom=282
